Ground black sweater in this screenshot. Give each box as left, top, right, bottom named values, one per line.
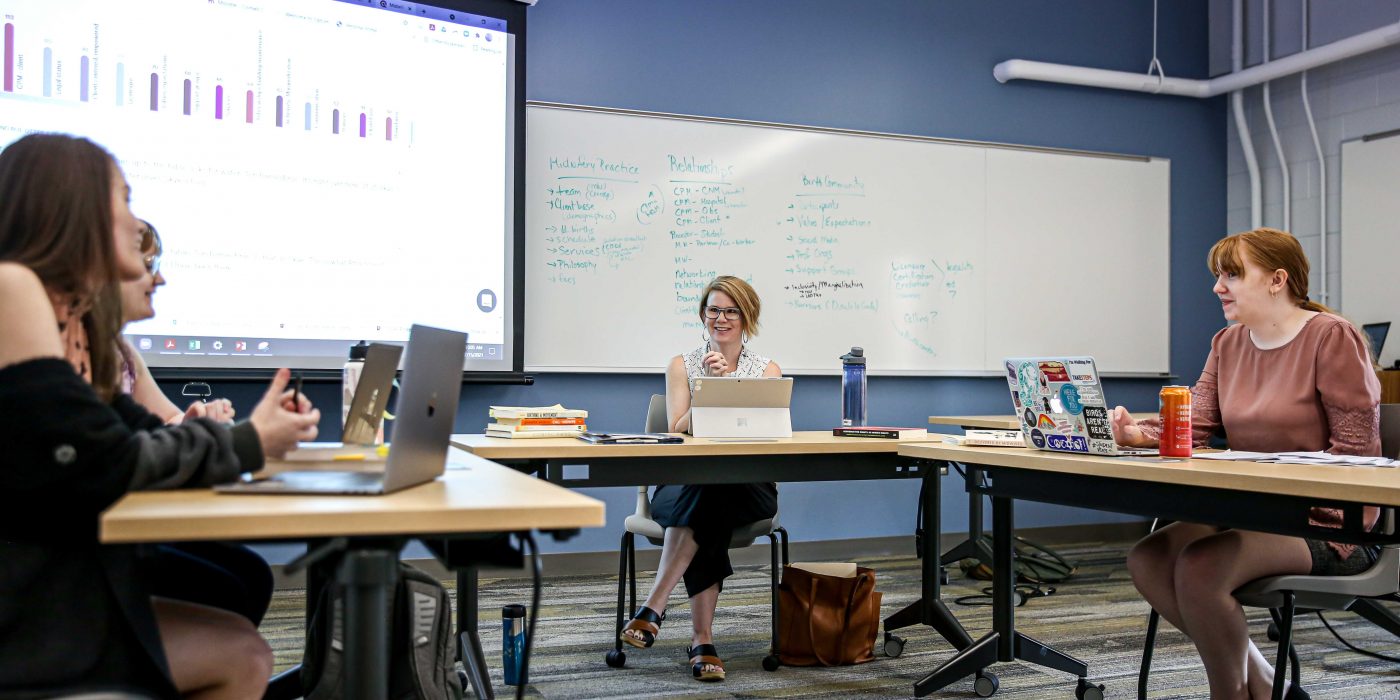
left=0, top=358, right=263, bottom=698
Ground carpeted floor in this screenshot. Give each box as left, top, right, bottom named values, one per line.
left=260, top=541, right=1400, bottom=698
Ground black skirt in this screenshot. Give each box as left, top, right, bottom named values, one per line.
left=650, top=483, right=778, bottom=597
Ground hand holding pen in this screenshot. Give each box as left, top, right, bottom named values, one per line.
left=248, top=368, right=321, bottom=459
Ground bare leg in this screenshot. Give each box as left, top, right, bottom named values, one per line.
left=1172, top=531, right=1311, bottom=700
left=689, top=583, right=722, bottom=675
left=1126, top=521, right=1219, bottom=632
left=153, top=597, right=273, bottom=700
left=621, top=526, right=698, bottom=645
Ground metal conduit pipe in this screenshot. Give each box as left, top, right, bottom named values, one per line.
left=1262, top=0, right=1291, bottom=232
left=1300, top=0, right=1329, bottom=305
left=1233, top=0, right=1263, bottom=229
left=992, top=20, right=1400, bottom=100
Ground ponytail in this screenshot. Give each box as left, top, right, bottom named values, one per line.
left=1298, top=298, right=1333, bottom=315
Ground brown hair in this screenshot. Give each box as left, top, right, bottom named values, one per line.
left=698, top=275, right=762, bottom=337
left=1206, top=228, right=1333, bottom=315
left=0, top=134, right=123, bottom=398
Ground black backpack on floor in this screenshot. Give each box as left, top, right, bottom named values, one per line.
left=303, top=561, right=464, bottom=700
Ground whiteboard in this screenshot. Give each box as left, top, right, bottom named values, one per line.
left=525, top=103, right=1171, bottom=375
left=1341, top=134, right=1400, bottom=369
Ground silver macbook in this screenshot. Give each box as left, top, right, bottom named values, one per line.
left=218, top=325, right=466, bottom=495
left=1003, top=356, right=1157, bottom=457
left=689, top=377, right=793, bottom=439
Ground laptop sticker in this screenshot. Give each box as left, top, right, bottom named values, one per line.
left=1059, top=384, right=1083, bottom=415
left=1082, top=405, right=1114, bottom=441
left=1036, top=414, right=1056, bottom=430
left=1037, top=361, right=1070, bottom=383
left=1030, top=428, right=1046, bottom=448
left=1046, top=433, right=1089, bottom=452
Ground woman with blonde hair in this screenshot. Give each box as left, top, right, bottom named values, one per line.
left=619, top=275, right=782, bottom=682
left=1113, top=228, right=1380, bottom=699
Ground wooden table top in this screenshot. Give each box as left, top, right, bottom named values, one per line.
left=100, top=450, right=606, bottom=544
left=897, top=441, right=1400, bottom=505
left=450, top=430, right=938, bottom=460
left=928, top=413, right=1156, bottom=431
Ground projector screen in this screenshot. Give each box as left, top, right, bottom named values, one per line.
left=0, top=0, right=525, bottom=375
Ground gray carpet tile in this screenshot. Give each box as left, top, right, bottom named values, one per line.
left=260, top=541, right=1400, bottom=698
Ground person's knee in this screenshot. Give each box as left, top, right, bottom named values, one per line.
left=1172, top=539, right=1232, bottom=601
left=230, top=626, right=274, bottom=692
left=1127, top=533, right=1171, bottom=588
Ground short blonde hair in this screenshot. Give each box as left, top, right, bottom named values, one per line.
left=698, top=275, right=762, bottom=337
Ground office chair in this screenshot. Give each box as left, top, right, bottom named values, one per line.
left=1137, top=511, right=1400, bottom=700
left=604, top=394, right=790, bottom=672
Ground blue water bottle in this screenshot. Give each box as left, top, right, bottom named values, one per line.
left=502, top=604, right=527, bottom=685
left=840, top=347, right=867, bottom=427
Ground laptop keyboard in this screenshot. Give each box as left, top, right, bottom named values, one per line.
left=272, top=470, right=385, bottom=494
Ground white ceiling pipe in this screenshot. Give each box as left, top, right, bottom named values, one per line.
left=993, top=20, right=1400, bottom=99
left=1262, top=0, right=1291, bottom=233
left=1232, top=0, right=1263, bottom=229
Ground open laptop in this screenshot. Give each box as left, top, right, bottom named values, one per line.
left=218, top=324, right=466, bottom=495
left=1363, top=322, right=1390, bottom=365
left=1003, top=356, right=1157, bottom=457
left=289, top=343, right=403, bottom=460
left=689, top=377, right=793, bottom=439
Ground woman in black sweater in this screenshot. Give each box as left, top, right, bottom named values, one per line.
left=0, top=133, right=321, bottom=699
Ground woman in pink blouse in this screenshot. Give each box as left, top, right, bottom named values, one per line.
left=1113, top=228, right=1381, bottom=700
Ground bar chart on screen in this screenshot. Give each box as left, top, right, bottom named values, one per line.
left=0, top=0, right=513, bottom=357
left=0, top=2, right=412, bottom=142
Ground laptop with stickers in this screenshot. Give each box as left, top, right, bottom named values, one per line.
left=1002, top=356, right=1156, bottom=457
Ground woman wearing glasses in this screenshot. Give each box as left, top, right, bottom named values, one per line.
left=115, top=221, right=234, bottom=424
left=619, top=275, right=781, bottom=682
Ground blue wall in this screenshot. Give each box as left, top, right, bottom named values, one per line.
left=166, top=1, right=1227, bottom=558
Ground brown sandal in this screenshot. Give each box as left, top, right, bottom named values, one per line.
left=687, top=644, right=725, bottom=682
left=620, top=606, right=665, bottom=649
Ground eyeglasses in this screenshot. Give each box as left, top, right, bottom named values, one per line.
left=703, top=306, right=742, bottom=321
left=144, top=253, right=161, bottom=276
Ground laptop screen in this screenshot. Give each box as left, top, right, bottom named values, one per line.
left=1363, top=322, right=1390, bottom=365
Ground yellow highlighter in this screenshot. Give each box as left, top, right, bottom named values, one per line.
left=332, top=453, right=366, bottom=461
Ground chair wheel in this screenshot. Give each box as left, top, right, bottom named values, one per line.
left=1075, top=678, right=1105, bottom=700
left=762, top=654, right=781, bottom=672
left=1267, top=621, right=1280, bottom=641
left=973, top=671, right=999, bottom=697
left=605, top=649, right=627, bottom=668
left=883, top=633, right=906, bottom=658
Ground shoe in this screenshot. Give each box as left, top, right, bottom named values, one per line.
left=687, top=644, right=726, bottom=682
left=619, top=606, right=664, bottom=649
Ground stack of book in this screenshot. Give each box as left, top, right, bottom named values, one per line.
left=486, top=404, right=589, bottom=439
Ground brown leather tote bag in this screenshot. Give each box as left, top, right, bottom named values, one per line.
left=776, top=564, right=882, bottom=666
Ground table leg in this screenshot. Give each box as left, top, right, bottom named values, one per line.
left=939, top=464, right=992, bottom=569
left=338, top=548, right=398, bottom=700
left=457, top=565, right=495, bottom=700
left=884, top=460, right=973, bottom=646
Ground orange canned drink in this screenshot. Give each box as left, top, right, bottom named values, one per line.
left=1159, top=386, right=1192, bottom=458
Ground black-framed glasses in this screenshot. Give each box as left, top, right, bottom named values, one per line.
left=704, top=306, right=742, bottom=321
